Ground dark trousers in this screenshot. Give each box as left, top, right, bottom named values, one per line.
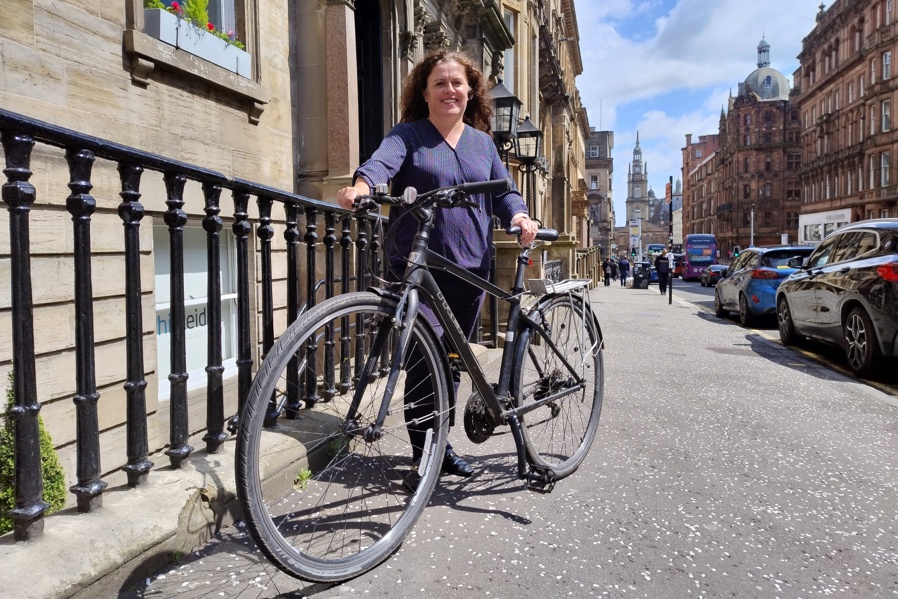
left=658, top=272, right=669, bottom=294
left=620, top=270, right=628, bottom=286
left=403, top=270, right=485, bottom=462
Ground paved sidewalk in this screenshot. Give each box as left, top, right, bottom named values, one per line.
left=6, top=282, right=889, bottom=598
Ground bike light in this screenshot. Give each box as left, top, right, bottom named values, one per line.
left=877, top=261, right=898, bottom=282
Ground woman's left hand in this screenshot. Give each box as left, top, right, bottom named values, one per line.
left=511, top=213, right=538, bottom=246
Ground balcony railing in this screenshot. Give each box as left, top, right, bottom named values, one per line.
left=0, top=108, right=385, bottom=541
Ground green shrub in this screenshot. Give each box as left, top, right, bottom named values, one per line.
left=0, top=372, right=67, bottom=535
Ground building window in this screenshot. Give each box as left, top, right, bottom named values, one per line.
left=871, top=58, right=877, bottom=84
left=503, top=9, right=516, bottom=89
left=695, top=149, right=702, bottom=158
left=765, top=155, right=772, bottom=171
left=787, top=153, right=800, bottom=171
left=882, top=209, right=890, bottom=218
left=590, top=175, right=598, bottom=189
left=764, top=75, right=773, bottom=88
left=882, top=152, right=890, bottom=186
left=786, top=211, right=799, bottom=230
left=154, top=226, right=239, bottom=399
left=885, top=51, right=893, bottom=80
left=743, top=184, right=750, bottom=199
left=744, top=114, right=751, bottom=126
left=848, top=82, right=854, bottom=103
left=744, top=134, right=751, bottom=146
left=889, top=0, right=894, bottom=25
left=861, top=75, right=865, bottom=97
left=883, top=100, right=891, bottom=131
left=744, top=157, right=750, bottom=173
left=764, top=111, right=773, bottom=123
left=763, top=132, right=772, bottom=144
left=590, top=145, right=599, bottom=158
left=763, top=183, right=772, bottom=198
left=786, top=181, right=800, bottom=202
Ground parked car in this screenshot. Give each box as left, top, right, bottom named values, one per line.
left=776, top=219, right=898, bottom=377
left=700, top=264, right=727, bottom=287
left=714, top=245, right=816, bottom=326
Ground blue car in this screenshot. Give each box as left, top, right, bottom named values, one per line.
left=714, top=245, right=816, bottom=326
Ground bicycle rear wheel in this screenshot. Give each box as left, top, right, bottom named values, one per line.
left=236, top=292, right=450, bottom=583
left=513, top=292, right=603, bottom=479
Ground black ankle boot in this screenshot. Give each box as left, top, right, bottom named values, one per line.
left=442, top=449, right=474, bottom=477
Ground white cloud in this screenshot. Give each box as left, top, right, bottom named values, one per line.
left=573, top=0, right=821, bottom=223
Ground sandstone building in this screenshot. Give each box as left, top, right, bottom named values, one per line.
left=794, top=0, right=898, bottom=245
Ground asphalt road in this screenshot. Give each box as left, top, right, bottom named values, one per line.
left=122, top=281, right=898, bottom=599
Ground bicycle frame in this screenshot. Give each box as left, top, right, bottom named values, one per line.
left=347, top=199, right=594, bottom=485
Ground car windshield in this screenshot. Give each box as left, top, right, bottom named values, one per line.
left=763, top=249, right=813, bottom=268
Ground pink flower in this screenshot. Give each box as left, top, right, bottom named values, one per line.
left=170, top=1, right=180, bottom=10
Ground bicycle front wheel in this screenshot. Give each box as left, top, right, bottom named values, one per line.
left=236, top=292, right=451, bottom=583
left=513, top=292, right=604, bottom=479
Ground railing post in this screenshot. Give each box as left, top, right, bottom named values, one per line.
left=65, top=148, right=108, bottom=512
left=321, top=211, right=337, bottom=401
left=117, top=163, right=153, bottom=486
left=163, top=171, right=193, bottom=468
left=303, top=207, right=319, bottom=407
left=1, top=131, right=48, bottom=540
left=228, top=190, right=253, bottom=433
left=257, top=196, right=279, bottom=427
left=353, top=219, right=369, bottom=382
left=339, top=216, right=353, bottom=393
left=201, top=181, right=227, bottom=453
left=283, top=203, right=301, bottom=418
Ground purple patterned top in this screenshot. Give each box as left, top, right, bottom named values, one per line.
left=354, top=119, right=527, bottom=273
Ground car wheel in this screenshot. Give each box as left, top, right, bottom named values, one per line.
left=714, top=290, right=726, bottom=318
left=843, top=307, right=882, bottom=377
left=777, top=297, right=799, bottom=346
left=738, top=294, right=753, bottom=327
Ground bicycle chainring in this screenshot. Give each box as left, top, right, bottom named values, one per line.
left=463, top=391, right=495, bottom=444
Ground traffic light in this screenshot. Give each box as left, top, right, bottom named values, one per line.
left=732, top=245, right=740, bottom=257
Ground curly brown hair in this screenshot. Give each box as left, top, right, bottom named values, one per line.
left=399, top=50, right=493, bottom=134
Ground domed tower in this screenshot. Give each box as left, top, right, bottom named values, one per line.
left=625, top=132, right=650, bottom=222
left=712, top=38, right=801, bottom=255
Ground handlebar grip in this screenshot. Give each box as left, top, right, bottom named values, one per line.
left=458, top=178, right=513, bottom=195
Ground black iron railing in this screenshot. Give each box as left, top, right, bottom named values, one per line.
left=0, top=108, right=383, bottom=541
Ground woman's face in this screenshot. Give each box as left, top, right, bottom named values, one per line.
left=422, top=60, right=470, bottom=123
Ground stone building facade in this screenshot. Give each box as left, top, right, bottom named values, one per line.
left=712, top=39, right=803, bottom=255
left=794, top=0, right=898, bottom=245
left=585, top=128, right=614, bottom=252
left=681, top=133, right=720, bottom=236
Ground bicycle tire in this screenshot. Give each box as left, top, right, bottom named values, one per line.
left=512, top=292, right=603, bottom=479
left=236, top=292, right=451, bottom=583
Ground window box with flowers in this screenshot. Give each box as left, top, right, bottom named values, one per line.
left=143, top=0, right=249, bottom=77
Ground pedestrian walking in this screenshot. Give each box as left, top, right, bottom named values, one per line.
left=603, top=258, right=612, bottom=286
left=655, top=248, right=671, bottom=294
left=618, top=256, right=630, bottom=287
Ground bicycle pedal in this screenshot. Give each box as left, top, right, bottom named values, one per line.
left=523, top=467, right=556, bottom=494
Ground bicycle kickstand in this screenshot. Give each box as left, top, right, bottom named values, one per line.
left=507, top=412, right=557, bottom=494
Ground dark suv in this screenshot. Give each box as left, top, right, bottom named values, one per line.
left=776, top=219, right=898, bottom=377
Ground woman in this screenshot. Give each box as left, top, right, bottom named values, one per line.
left=337, top=50, right=538, bottom=486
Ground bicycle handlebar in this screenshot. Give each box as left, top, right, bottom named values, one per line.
left=350, top=178, right=514, bottom=214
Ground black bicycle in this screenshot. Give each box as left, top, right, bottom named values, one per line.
left=235, top=179, right=604, bottom=582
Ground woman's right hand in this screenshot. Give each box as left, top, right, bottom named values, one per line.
left=337, top=180, right=371, bottom=210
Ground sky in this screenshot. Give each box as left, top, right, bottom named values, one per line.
left=572, top=0, right=823, bottom=225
